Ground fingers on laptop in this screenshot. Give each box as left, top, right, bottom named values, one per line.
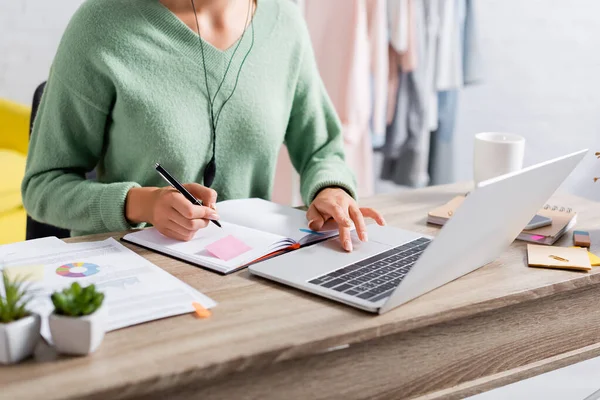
left=359, top=207, right=386, bottom=226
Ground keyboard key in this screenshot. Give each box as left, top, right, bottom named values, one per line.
left=364, top=264, right=380, bottom=271
left=380, top=275, right=395, bottom=282
left=345, top=289, right=360, bottom=296
left=387, top=271, right=402, bottom=278
left=363, top=272, right=380, bottom=280
left=369, top=285, right=391, bottom=294
left=333, top=283, right=353, bottom=292
left=356, top=255, right=380, bottom=267
left=356, top=282, right=377, bottom=292
left=309, top=278, right=326, bottom=285
left=358, top=291, right=378, bottom=300
left=374, top=261, right=387, bottom=268
left=370, top=278, right=387, bottom=285
left=380, top=281, right=397, bottom=290
left=344, top=271, right=365, bottom=279
left=348, top=276, right=370, bottom=285
left=370, top=289, right=395, bottom=302
left=338, top=264, right=362, bottom=274
left=321, top=278, right=345, bottom=288
left=378, top=248, right=400, bottom=259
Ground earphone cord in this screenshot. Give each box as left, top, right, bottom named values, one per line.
left=214, top=19, right=254, bottom=130
left=190, top=0, right=255, bottom=184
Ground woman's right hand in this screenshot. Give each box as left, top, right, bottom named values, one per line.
left=126, top=184, right=219, bottom=241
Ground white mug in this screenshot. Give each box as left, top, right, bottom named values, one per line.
left=473, top=132, right=525, bottom=186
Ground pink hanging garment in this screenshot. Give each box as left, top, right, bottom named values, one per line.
left=272, top=0, right=388, bottom=204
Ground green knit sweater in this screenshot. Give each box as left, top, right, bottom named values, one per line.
left=22, top=0, right=356, bottom=237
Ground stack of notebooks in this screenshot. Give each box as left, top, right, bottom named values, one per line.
left=427, top=196, right=577, bottom=245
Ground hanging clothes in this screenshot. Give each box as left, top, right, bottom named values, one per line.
left=428, top=0, right=464, bottom=185
left=388, top=0, right=409, bottom=54
left=463, top=0, right=483, bottom=85
left=382, top=0, right=482, bottom=187
left=381, top=0, right=438, bottom=187
left=428, top=89, right=458, bottom=185
left=429, top=0, right=483, bottom=185
left=273, top=0, right=388, bottom=203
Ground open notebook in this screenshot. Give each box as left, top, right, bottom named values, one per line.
left=122, top=198, right=340, bottom=274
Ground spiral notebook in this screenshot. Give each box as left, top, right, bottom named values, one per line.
left=427, top=196, right=577, bottom=245
left=519, top=204, right=578, bottom=245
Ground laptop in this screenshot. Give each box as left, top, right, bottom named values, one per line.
left=249, top=149, right=587, bottom=314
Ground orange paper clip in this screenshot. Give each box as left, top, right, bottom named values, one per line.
left=192, top=302, right=212, bottom=319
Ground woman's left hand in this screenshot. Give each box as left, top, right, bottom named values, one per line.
left=306, top=188, right=386, bottom=252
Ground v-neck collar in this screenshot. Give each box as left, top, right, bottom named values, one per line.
left=136, top=0, right=269, bottom=65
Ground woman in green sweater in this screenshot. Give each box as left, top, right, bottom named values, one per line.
left=22, top=0, right=385, bottom=252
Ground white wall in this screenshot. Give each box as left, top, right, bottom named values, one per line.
left=0, top=0, right=84, bottom=104
left=2, top=0, right=600, bottom=200
left=454, top=0, right=600, bottom=201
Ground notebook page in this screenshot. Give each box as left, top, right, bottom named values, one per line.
left=216, top=198, right=339, bottom=243
left=123, top=221, right=285, bottom=273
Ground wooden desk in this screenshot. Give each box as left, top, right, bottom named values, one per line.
left=2, top=183, right=600, bottom=400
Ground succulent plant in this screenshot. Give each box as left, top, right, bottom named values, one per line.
left=51, top=282, right=104, bottom=317
left=0, top=271, right=32, bottom=324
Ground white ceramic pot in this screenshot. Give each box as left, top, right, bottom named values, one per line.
left=0, top=314, right=41, bottom=364
left=49, top=305, right=106, bottom=356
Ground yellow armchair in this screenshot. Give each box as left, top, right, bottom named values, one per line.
left=0, top=98, right=30, bottom=244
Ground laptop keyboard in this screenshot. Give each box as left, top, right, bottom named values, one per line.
left=308, top=237, right=431, bottom=303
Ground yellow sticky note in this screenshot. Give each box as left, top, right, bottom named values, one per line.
left=588, top=251, right=600, bottom=266
left=572, top=247, right=600, bottom=266
left=3, top=265, right=45, bottom=282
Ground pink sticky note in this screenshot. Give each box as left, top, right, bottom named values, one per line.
left=205, top=235, right=252, bottom=261
left=531, top=235, right=545, bottom=241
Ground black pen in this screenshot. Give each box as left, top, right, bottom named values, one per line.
left=155, top=163, right=222, bottom=228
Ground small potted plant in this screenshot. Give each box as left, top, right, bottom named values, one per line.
left=49, top=282, right=106, bottom=355
left=0, top=271, right=41, bottom=364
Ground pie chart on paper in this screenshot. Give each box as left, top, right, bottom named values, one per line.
left=55, top=262, right=100, bottom=278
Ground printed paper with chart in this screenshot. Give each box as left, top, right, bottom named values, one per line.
left=0, top=238, right=216, bottom=342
